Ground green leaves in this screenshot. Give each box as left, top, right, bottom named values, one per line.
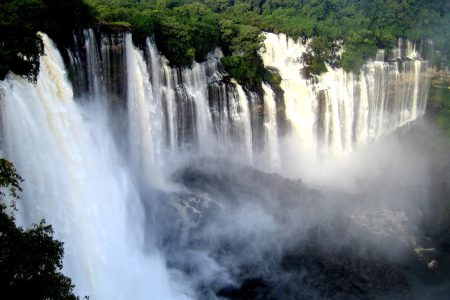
left=153, top=5, right=220, bottom=66
left=222, top=54, right=265, bottom=89
left=301, top=36, right=342, bottom=76
left=0, top=159, right=23, bottom=208
left=0, top=0, right=45, bottom=82
left=220, top=22, right=266, bottom=89
left=0, top=0, right=94, bottom=82
left=0, top=159, right=84, bottom=299
left=83, top=0, right=449, bottom=85
left=0, top=205, right=82, bottom=299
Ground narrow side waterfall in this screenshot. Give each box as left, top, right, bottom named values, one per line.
left=262, top=83, right=280, bottom=170
left=126, top=34, right=165, bottom=185
left=0, top=34, right=190, bottom=300
left=261, top=32, right=431, bottom=156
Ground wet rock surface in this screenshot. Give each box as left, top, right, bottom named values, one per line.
left=147, top=157, right=450, bottom=299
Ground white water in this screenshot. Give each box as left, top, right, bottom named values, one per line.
left=0, top=34, right=190, bottom=300
left=0, top=29, right=433, bottom=299
left=125, top=36, right=254, bottom=174
left=262, top=83, right=280, bottom=170
left=261, top=32, right=431, bottom=157
left=84, top=29, right=104, bottom=99
left=126, top=34, right=165, bottom=186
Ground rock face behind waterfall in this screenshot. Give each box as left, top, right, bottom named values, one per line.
left=67, top=28, right=126, bottom=101
left=65, top=28, right=431, bottom=173
left=0, top=27, right=440, bottom=300
left=57, top=30, right=438, bottom=298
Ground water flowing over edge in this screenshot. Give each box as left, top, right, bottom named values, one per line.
left=0, top=33, right=193, bottom=300
left=261, top=32, right=431, bottom=158
left=67, top=29, right=431, bottom=173
left=0, top=29, right=433, bottom=299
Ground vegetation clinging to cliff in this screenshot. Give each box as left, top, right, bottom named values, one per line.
left=86, top=0, right=449, bottom=87
left=0, top=159, right=86, bottom=299
left=1, top=0, right=448, bottom=89
left=0, top=0, right=95, bottom=82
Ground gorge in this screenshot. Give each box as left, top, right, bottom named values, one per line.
left=0, top=24, right=449, bottom=299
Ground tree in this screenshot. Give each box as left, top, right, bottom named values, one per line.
left=0, top=0, right=46, bottom=82
left=0, top=159, right=23, bottom=207
left=0, top=159, right=86, bottom=300
left=0, top=0, right=94, bottom=82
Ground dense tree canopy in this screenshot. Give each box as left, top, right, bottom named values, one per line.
left=1, top=0, right=449, bottom=88
left=0, top=159, right=85, bottom=300
left=0, top=0, right=94, bottom=82
left=85, top=0, right=449, bottom=88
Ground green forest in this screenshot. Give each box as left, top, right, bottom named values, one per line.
left=0, top=1, right=449, bottom=297
left=85, top=0, right=450, bottom=88
left=1, top=0, right=449, bottom=88
left=0, top=0, right=449, bottom=131
left=0, top=0, right=449, bottom=132
left=0, top=0, right=94, bottom=83
left=0, top=159, right=86, bottom=299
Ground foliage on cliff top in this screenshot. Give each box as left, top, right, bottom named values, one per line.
left=86, top=0, right=449, bottom=87
left=216, top=0, right=449, bottom=73
left=0, top=0, right=95, bottom=82
left=1, top=0, right=448, bottom=88
left=85, top=0, right=267, bottom=88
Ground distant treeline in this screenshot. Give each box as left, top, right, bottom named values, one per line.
left=1, top=0, right=449, bottom=89
left=87, top=0, right=449, bottom=84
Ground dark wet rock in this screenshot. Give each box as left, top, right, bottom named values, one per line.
left=280, top=245, right=409, bottom=300
left=440, top=234, right=450, bottom=253
left=217, top=278, right=270, bottom=300
left=150, top=157, right=450, bottom=300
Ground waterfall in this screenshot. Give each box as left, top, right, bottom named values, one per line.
left=233, top=82, right=254, bottom=163
left=0, top=28, right=433, bottom=299
left=261, top=32, right=431, bottom=157
left=0, top=33, right=190, bottom=300
left=126, top=34, right=165, bottom=186
left=125, top=35, right=254, bottom=174
left=67, top=30, right=429, bottom=171
left=84, top=29, right=104, bottom=99
left=262, top=83, right=280, bottom=170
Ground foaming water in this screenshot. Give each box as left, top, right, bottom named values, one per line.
left=261, top=32, right=431, bottom=160
left=262, top=82, right=280, bottom=171
left=0, top=28, right=437, bottom=300
left=125, top=35, right=255, bottom=183
left=0, top=34, right=191, bottom=300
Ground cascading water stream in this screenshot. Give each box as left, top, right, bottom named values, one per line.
left=0, top=33, right=191, bottom=300
left=126, top=34, right=165, bottom=186
left=84, top=29, right=104, bottom=99
left=262, top=83, right=280, bottom=170
left=125, top=35, right=255, bottom=173
left=0, top=27, right=434, bottom=300
left=261, top=32, right=431, bottom=157
left=72, top=30, right=430, bottom=177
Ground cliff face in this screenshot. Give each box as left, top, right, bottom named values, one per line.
left=63, top=29, right=431, bottom=175
left=261, top=33, right=431, bottom=157
left=0, top=29, right=447, bottom=300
